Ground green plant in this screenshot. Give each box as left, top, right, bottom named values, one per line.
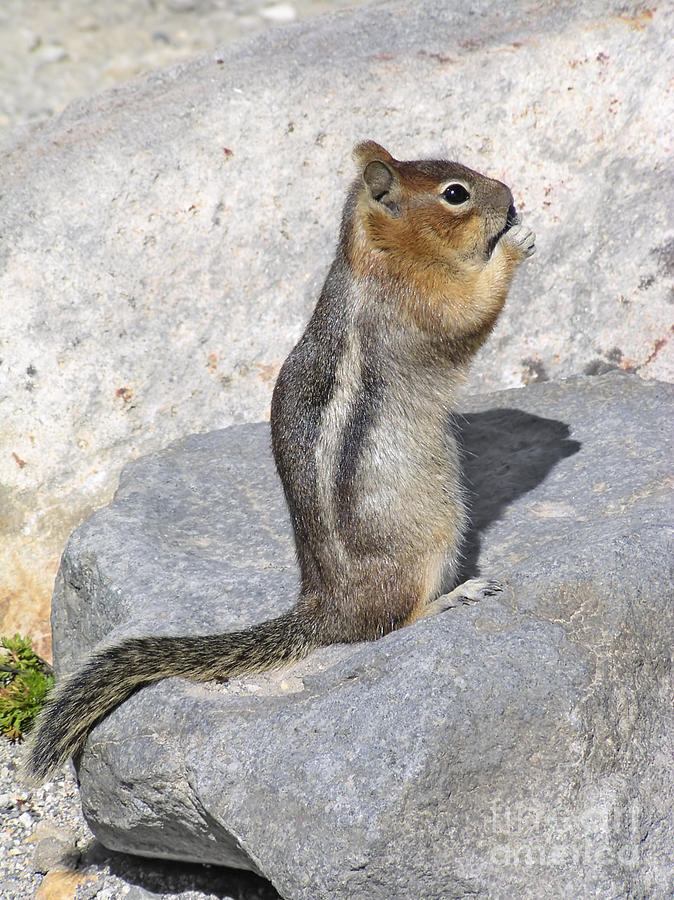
left=0, top=634, right=53, bottom=741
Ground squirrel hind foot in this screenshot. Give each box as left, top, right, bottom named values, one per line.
left=424, top=577, right=504, bottom=616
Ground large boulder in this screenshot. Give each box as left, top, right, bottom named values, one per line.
left=51, top=372, right=673, bottom=899
left=1, top=0, right=672, bottom=655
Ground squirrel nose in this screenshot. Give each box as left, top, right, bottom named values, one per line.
left=492, top=179, right=514, bottom=214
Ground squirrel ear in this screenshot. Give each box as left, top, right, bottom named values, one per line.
left=353, top=141, right=401, bottom=217
left=352, top=140, right=396, bottom=168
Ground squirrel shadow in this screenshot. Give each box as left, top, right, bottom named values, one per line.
left=449, top=407, right=581, bottom=584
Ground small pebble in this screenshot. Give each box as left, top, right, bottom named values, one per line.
left=35, top=43, right=69, bottom=64
left=260, top=3, right=297, bottom=24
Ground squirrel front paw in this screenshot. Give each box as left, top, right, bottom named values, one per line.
left=502, top=224, right=536, bottom=259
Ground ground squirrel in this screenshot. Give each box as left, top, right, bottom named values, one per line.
left=26, top=140, right=535, bottom=783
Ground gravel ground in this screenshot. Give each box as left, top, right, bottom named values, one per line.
left=2, top=2, right=369, bottom=896
left=0, top=737, right=281, bottom=900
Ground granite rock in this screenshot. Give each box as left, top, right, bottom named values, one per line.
left=1, top=0, right=673, bottom=655
left=50, top=372, right=673, bottom=899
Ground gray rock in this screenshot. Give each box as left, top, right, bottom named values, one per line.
left=50, top=372, right=673, bottom=899
left=1, top=0, right=672, bottom=657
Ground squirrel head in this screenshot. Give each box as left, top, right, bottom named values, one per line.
left=348, top=140, right=517, bottom=271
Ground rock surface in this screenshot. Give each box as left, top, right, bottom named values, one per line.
left=1, top=0, right=673, bottom=656
left=50, top=372, right=673, bottom=900
left=0, top=0, right=369, bottom=131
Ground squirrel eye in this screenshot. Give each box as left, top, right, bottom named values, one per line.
left=442, top=184, right=470, bottom=205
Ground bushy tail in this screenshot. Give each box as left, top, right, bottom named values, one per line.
left=24, top=609, right=316, bottom=784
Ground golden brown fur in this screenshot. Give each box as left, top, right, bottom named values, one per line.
left=25, top=141, right=534, bottom=783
